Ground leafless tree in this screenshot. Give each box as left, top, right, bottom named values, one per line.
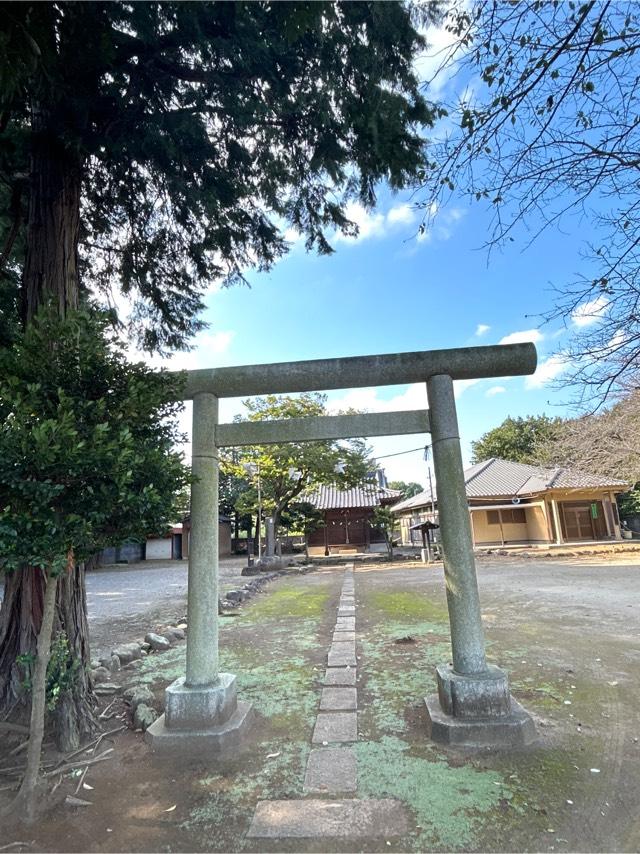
left=534, top=389, right=640, bottom=484
left=421, top=1, right=640, bottom=403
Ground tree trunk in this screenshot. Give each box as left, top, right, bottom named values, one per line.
left=52, top=563, right=96, bottom=750
left=0, top=569, right=44, bottom=714
left=0, top=106, right=95, bottom=748
left=11, top=570, right=58, bottom=824
left=20, top=105, right=81, bottom=325
left=0, top=563, right=96, bottom=751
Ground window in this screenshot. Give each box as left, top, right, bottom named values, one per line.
left=486, top=508, right=526, bottom=525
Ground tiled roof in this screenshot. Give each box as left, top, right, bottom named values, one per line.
left=391, top=488, right=436, bottom=513
left=465, top=457, right=629, bottom=497
left=305, top=483, right=401, bottom=510
left=391, top=457, right=630, bottom=512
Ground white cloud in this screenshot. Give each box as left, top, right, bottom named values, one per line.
left=131, top=329, right=236, bottom=374
left=334, top=202, right=386, bottom=243
left=499, top=329, right=544, bottom=346
left=335, top=201, right=421, bottom=245
left=606, top=329, right=627, bottom=351
left=486, top=386, right=506, bottom=397
left=283, top=226, right=304, bottom=245
left=525, top=355, right=567, bottom=389
left=454, top=378, right=482, bottom=399
left=475, top=324, right=490, bottom=337
left=201, top=330, right=235, bottom=355
left=387, top=204, right=416, bottom=226
left=327, top=383, right=428, bottom=415
left=571, top=296, right=609, bottom=328
left=413, top=17, right=464, bottom=99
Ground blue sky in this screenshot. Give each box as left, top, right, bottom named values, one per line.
left=154, top=186, right=605, bottom=487
left=145, top=22, right=611, bottom=488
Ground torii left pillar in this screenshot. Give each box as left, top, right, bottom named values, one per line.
left=146, top=392, right=254, bottom=757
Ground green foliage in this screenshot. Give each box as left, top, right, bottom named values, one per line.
left=0, top=309, right=190, bottom=576
left=15, top=632, right=80, bottom=711
left=281, top=501, right=325, bottom=536
left=471, top=415, right=563, bottom=465
left=0, top=2, right=439, bottom=351
left=372, top=505, right=397, bottom=557
left=617, top=486, right=640, bottom=519
left=45, top=632, right=81, bottom=712
left=388, top=480, right=423, bottom=499
left=221, top=393, right=371, bottom=530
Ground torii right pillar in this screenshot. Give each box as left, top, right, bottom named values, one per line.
left=425, top=374, right=536, bottom=746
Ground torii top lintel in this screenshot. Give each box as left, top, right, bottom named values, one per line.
left=176, top=342, right=537, bottom=400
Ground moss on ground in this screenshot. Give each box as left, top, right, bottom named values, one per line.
left=242, top=582, right=331, bottom=619
left=356, top=736, right=512, bottom=851
left=366, top=590, right=449, bottom=624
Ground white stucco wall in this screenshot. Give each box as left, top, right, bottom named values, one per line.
left=146, top=537, right=172, bottom=560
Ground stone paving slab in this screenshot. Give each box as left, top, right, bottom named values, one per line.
left=303, top=748, right=357, bottom=793
left=337, top=606, right=355, bottom=615
left=335, top=617, right=355, bottom=629
left=324, top=667, right=356, bottom=686
left=312, top=711, right=357, bottom=743
left=320, top=686, right=357, bottom=711
left=330, top=640, right=355, bottom=654
left=328, top=648, right=357, bottom=667
left=248, top=798, right=409, bottom=838
left=332, top=631, right=355, bottom=643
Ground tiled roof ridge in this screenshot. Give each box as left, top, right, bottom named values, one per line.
left=464, top=457, right=495, bottom=486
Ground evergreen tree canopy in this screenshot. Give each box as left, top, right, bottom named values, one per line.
left=0, top=1, right=440, bottom=350
left=388, top=479, right=423, bottom=499
left=471, top=415, right=563, bottom=465
left=0, top=310, right=189, bottom=573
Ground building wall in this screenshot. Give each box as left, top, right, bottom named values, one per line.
left=527, top=505, right=551, bottom=541
left=219, top=521, right=232, bottom=557
left=146, top=537, right=172, bottom=560
left=308, top=508, right=381, bottom=554
left=471, top=509, right=529, bottom=545
left=397, top=487, right=626, bottom=548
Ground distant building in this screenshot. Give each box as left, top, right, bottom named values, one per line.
left=97, top=516, right=232, bottom=565
left=392, top=457, right=630, bottom=548
left=305, top=482, right=401, bottom=555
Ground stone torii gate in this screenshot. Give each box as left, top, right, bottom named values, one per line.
left=146, top=342, right=537, bottom=755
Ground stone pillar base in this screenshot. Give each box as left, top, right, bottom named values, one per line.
left=425, top=694, right=536, bottom=748
left=145, top=672, right=254, bottom=757
left=436, top=663, right=511, bottom=718
left=426, top=663, right=536, bottom=748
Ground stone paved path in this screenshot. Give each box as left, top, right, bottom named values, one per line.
left=248, top=566, right=408, bottom=841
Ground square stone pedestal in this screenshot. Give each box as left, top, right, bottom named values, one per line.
left=425, top=664, right=536, bottom=748
left=145, top=672, right=254, bottom=758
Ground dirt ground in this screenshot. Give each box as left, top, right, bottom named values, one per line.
left=1, top=556, right=639, bottom=852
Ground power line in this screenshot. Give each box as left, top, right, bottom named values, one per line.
left=372, top=444, right=430, bottom=461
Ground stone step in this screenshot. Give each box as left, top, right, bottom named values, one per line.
left=312, top=711, right=357, bottom=743
left=303, top=747, right=357, bottom=793
left=247, top=798, right=409, bottom=839
left=324, top=667, right=356, bottom=686
left=320, top=686, right=357, bottom=711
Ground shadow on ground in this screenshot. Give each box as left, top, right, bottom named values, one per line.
left=1, top=559, right=639, bottom=852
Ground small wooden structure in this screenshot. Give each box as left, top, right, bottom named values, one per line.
left=305, top=483, right=400, bottom=555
